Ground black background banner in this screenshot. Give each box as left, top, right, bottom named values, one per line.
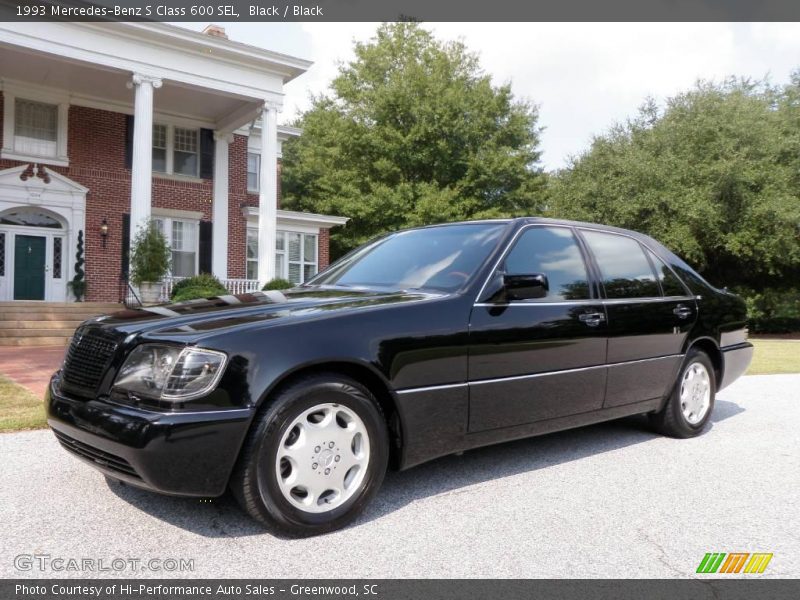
left=3, top=580, right=800, bottom=600
left=3, top=0, right=800, bottom=22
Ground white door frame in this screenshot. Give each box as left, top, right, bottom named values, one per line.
left=0, top=165, right=87, bottom=302
left=1, top=224, right=67, bottom=301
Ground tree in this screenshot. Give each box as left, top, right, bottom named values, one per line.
left=281, top=22, right=545, bottom=257
left=548, top=77, right=800, bottom=290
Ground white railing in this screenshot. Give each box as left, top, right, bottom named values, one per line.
left=159, top=276, right=261, bottom=302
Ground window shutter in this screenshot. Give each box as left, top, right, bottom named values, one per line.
left=124, top=115, right=134, bottom=169
left=199, top=220, right=213, bottom=274
left=200, top=128, right=214, bottom=180
left=121, top=214, right=131, bottom=278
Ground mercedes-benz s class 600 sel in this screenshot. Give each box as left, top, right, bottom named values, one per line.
left=47, top=218, right=753, bottom=535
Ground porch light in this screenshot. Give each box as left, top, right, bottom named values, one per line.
left=100, top=218, right=109, bottom=248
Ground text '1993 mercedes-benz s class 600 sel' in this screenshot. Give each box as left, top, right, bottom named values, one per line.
left=47, top=218, right=753, bottom=535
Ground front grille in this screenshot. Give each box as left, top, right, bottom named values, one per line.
left=53, top=429, right=141, bottom=480
left=61, top=328, right=118, bottom=396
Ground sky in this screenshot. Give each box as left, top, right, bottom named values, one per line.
left=178, top=22, right=800, bottom=170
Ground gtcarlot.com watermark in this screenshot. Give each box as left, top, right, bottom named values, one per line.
left=14, top=553, right=195, bottom=573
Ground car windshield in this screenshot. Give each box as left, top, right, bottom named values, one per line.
left=308, top=223, right=507, bottom=292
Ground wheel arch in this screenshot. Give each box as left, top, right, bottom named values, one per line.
left=252, top=360, right=404, bottom=471
left=684, top=336, right=723, bottom=387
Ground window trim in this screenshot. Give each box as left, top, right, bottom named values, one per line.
left=576, top=227, right=689, bottom=301
left=247, top=152, right=260, bottom=194
left=474, top=223, right=696, bottom=307
left=246, top=227, right=320, bottom=284
left=152, top=214, right=200, bottom=278
left=474, top=223, right=596, bottom=306
left=1, top=91, right=69, bottom=167
left=152, top=123, right=200, bottom=178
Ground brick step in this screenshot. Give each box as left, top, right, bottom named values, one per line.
left=0, top=320, right=84, bottom=330
left=0, top=335, right=71, bottom=347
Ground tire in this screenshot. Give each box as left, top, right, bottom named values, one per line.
left=231, top=372, right=389, bottom=536
left=649, top=348, right=716, bottom=438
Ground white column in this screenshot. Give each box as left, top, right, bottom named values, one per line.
left=257, top=102, right=280, bottom=285
left=127, top=73, right=162, bottom=234
left=212, top=132, right=233, bottom=279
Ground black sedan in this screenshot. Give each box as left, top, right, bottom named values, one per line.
left=47, top=218, right=753, bottom=535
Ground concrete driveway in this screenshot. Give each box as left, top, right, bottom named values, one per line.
left=1, top=374, right=798, bottom=579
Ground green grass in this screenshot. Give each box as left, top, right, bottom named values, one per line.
left=0, top=375, right=46, bottom=432
left=747, top=339, right=800, bottom=375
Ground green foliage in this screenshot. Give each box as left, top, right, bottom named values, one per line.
left=68, top=229, right=86, bottom=302
left=172, top=286, right=225, bottom=303
left=548, top=76, right=800, bottom=291
left=282, top=22, right=545, bottom=258
left=738, top=287, right=800, bottom=333
left=170, top=273, right=227, bottom=300
left=262, top=278, right=293, bottom=291
left=130, top=220, right=171, bottom=286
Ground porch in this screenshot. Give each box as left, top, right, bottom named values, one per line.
left=0, top=22, right=313, bottom=304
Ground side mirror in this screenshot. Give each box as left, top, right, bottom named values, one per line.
left=504, top=273, right=548, bottom=301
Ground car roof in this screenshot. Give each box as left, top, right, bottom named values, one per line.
left=407, top=216, right=648, bottom=239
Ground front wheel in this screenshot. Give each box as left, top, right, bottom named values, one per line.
left=231, top=373, right=389, bottom=536
left=649, top=349, right=716, bottom=438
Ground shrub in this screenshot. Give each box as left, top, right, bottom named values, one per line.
left=172, top=286, right=226, bottom=303
left=171, top=273, right=226, bottom=299
left=736, top=287, right=800, bottom=333
left=263, top=278, right=293, bottom=291
left=130, top=220, right=171, bottom=285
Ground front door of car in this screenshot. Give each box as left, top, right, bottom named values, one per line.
left=578, top=229, right=697, bottom=408
left=467, top=225, right=608, bottom=432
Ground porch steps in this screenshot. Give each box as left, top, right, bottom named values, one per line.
left=0, top=302, right=123, bottom=346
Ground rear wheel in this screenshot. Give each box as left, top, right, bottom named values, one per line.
left=650, top=348, right=716, bottom=438
left=231, top=373, right=389, bottom=536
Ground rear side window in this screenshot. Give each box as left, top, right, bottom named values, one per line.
left=645, top=248, right=688, bottom=297
left=581, top=230, right=660, bottom=299
left=503, top=226, right=590, bottom=301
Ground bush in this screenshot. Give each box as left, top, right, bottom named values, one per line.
left=171, top=273, right=226, bottom=299
left=737, top=287, right=800, bottom=333
left=263, top=278, right=293, bottom=291
left=172, top=286, right=226, bottom=303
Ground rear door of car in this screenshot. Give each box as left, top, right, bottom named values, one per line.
left=467, top=224, right=608, bottom=432
left=578, top=228, right=697, bottom=408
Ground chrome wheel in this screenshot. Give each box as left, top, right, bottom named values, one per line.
left=680, top=362, right=711, bottom=425
left=275, top=402, right=371, bottom=513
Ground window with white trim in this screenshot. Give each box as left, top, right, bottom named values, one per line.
left=246, top=229, right=319, bottom=284
left=14, top=99, right=58, bottom=157
left=151, top=124, right=200, bottom=177
left=154, top=217, right=199, bottom=278
left=247, top=152, right=260, bottom=192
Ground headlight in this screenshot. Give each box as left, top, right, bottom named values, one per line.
left=113, top=344, right=227, bottom=402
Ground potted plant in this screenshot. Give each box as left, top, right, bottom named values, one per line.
left=130, top=219, right=171, bottom=304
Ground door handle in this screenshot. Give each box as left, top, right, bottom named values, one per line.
left=673, top=305, right=693, bottom=319
left=579, top=312, right=606, bottom=327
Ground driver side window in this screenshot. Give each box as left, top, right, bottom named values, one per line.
left=504, top=226, right=590, bottom=301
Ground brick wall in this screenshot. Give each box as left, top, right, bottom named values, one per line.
left=0, top=94, right=310, bottom=300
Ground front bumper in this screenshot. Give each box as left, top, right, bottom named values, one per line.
left=719, top=342, right=754, bottom=391
left=46, top=373, right=254, bottom=497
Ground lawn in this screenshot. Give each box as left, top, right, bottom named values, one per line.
left=748, top=339, right=800, bottom=375
left=0, top=375, right=46, bottom=432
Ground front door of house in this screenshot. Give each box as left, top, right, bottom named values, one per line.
left=13, top=235, right=46, bottom=300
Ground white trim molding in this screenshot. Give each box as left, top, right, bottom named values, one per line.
left=0, top=83, right=70, bottom=167
left=0, top=165, right=87, bottom=302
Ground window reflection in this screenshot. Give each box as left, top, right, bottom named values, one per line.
left=504, top=226, right=590, bottom=301
left=582, top=230, right=660, bottom=299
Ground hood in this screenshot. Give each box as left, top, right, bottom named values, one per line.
left=89, top=287, right=443, bottom=340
